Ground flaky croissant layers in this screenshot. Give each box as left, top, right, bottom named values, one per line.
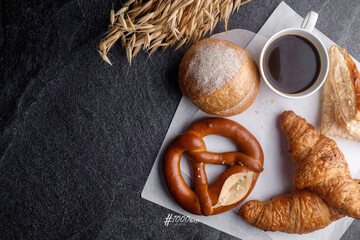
left=239, top=110, right=360, bottom=234
left=239, top=189, right=345, bottom=234
left=281, top=111, right=360, bottom=219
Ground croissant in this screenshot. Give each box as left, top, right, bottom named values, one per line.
left=239, top=189, right=345, bottom=234
left=280, top=110, right=360, bottom=219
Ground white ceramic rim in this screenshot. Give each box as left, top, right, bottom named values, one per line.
left=259, top=28, right=329, bottom=99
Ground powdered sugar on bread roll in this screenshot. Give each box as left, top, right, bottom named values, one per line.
left=178, top=38, right=260, bottom=117
left=187, top=41, right=242, bottom=96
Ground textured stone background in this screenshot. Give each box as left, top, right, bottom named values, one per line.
left=1, top=0, right=359, bottom=239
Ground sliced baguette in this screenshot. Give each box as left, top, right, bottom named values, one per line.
left=321, top=45, right=360, bottom=141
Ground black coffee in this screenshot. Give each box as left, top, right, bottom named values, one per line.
left=263, top=35, right=320, bottom=94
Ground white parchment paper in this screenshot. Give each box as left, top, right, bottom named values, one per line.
left=142, top=2, right=360, bottom=240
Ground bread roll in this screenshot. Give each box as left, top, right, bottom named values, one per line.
left=178, top=38, right=260, bottom=117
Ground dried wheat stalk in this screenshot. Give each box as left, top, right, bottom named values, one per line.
left=99, top=0, right=253, bottom=65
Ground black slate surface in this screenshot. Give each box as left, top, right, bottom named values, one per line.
left=1, top=0, right=359, bottom=239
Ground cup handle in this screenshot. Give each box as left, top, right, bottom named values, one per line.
left=301, top=11, right=318, bottom=32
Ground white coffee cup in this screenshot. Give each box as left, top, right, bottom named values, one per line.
left=259, top=11, right=329, bottom=99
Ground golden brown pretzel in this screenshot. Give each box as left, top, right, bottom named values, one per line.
left=163, top=118, right=264, bottom=216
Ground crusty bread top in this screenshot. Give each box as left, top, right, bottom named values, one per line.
left=178, top=38, right=260, bottom=117
left=178, top=38, right=253, bottom=100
